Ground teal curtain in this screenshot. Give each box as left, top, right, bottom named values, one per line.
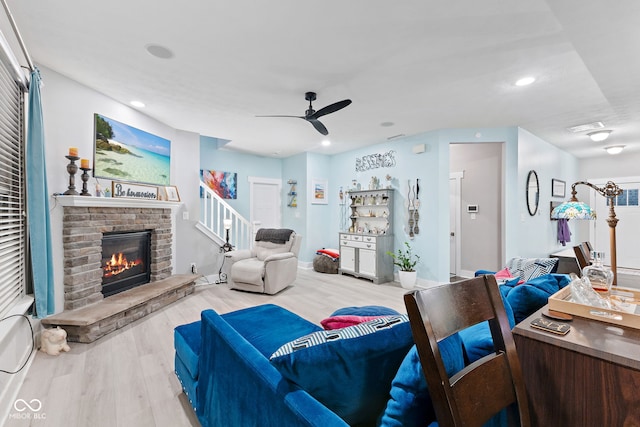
left=27, top=67, right=54, bottom=317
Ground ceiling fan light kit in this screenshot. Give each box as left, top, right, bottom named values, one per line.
left=257, top=91, right=351, bottom=136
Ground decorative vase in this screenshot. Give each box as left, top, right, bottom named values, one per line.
left=582, top=251, right=613, bottom=296
left=398, top=270, right=417, bottom=289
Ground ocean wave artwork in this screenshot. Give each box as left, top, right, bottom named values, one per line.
left=94, top=114, right=171, bottom=186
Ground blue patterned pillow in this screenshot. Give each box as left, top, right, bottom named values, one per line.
left=506, top=257, right=558, bottom=283
left=270, top=315, right=413, bottom=426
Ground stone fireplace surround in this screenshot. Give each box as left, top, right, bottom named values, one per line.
left=42, top=196, right=197, bottom=342
left=62, top=203, right=172, bottom=310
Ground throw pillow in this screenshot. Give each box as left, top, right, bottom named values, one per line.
left=494, top=267, right=514, bottom=279
left=378, top=334, right=464, bottom=427
left=506, top=257, right=559, bottom=283
left=494, top=267, right=523, bottom=285
left=270, top=315, right=413, bottom=426
left=317, top=248, right=340, bottom=259
left=506, top=273, right=569, bottom=323
left=330, top=305, right=400, bottom=317
left=321, top=315, right=386, bottom=330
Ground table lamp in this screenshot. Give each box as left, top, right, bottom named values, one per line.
left=551, top=180, right=622, bottom=285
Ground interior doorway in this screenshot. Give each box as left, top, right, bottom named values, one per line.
left=450, top=172, right=463, bottom=278
left=450, top=142, right=503, bottom=277
left=248, top=176, right=282, bottom=238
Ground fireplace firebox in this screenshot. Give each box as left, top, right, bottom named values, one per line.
left=101, top=230, right=152, bottom=297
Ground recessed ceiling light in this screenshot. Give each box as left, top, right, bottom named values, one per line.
left=515, top=76, right=536, bottom=86
left=588, top=130, right=612, bottom=142
left=604, top=145, right=625, bottom=155
left=380, top=122, right=395, bottom=127
left=321, top=140, right=331, bottom=147
left=130, top=100, right=145, bottom=108
left=145, top=44, right=174, bottom=59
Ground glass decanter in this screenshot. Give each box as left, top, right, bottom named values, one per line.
left=582, top=251, right=614, bottom=297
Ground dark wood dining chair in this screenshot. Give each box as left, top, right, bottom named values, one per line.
left=573, top=244, right=591, bottom=271
left=581, top=241, right=594, bottom=264
left=404, top=275, right=531, bottom=427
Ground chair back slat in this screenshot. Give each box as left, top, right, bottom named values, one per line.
left=404, top=275, right=531, bottom=427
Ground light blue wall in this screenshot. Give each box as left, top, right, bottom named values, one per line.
left=517, top=128, right=582, bottom=256
left=199, top=126, right=579, bottom=283
left=200, top=136, right=282, bottom=219
left=303, top=153, right=333, bottom=262
left=328, top=132, right=445, bottom=282
left=282, top=153, right=309, bottom=257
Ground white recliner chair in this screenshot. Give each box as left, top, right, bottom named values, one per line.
left=225, top=228, right=302, bottom=294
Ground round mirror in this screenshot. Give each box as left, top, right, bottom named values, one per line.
left=526, top=170, right=539, bottom=216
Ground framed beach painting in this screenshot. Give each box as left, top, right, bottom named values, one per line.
left=311, top=178, right=328, bottom=204
left=200, top=169, right=237, bottom=199
left=94, top=114, right=171, bottom=186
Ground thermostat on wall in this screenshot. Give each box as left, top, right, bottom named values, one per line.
left=467, top=204, right=479, bottom=213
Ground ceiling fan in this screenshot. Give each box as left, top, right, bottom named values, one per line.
left=257, top=92, right=352, bottom=136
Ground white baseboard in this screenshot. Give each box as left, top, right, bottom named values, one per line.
left=458, top=269, right=476, bottom=279
left=298, top=261, right=313, bottom=270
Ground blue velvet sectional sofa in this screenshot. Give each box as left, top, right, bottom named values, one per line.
left=174, top=272, right=570, bottom=427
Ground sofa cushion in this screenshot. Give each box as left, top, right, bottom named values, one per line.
left=174, top=320, right=202, bottom=379
left=506, top=257, right=558, bottom=283
left=270, top=314, right=413, bottom=426
left=255, top=239, right=292, bottom=261
left=222, top=304, right=323, bottom=357
left=230, top=257, right=265, bottom=286
left=378, top=334, right=464, bottom=427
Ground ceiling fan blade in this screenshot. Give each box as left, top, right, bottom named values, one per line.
left=256, top=115, right=304, bottom=119
left=308, top=119, right=329, bottom=135
left=310, top=99, right=352, bottom=119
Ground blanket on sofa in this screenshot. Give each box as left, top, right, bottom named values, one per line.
left=255, top=228, right=294, bottom=244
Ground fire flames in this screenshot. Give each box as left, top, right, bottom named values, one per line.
left=103, top=252, right=143, bottom=278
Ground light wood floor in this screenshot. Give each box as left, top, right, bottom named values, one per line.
left=6, top=269, right=409, bottom=427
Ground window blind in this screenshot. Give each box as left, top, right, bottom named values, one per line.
left=0, top=54, right=25, bottom=318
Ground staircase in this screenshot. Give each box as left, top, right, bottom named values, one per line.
left=196, top=182, right=253, bottom=250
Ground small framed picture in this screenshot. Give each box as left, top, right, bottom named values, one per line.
left=552, top=179, right=566, bottom=198
left=311, top=178, right=328, bottom=205
left=162, top=185, right=181, bottom=202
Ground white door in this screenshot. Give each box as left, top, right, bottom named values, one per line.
left=249, top=177, right=282, bottom=236
left=449, top=172, right=463, bottom=277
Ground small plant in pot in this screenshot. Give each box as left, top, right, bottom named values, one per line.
left=387, top=242, right=420, bottom=289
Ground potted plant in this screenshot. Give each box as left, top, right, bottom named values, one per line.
left=387, top=242, right=420, bottom=289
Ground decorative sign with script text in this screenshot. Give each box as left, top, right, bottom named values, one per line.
left=112, top=181, right=158, bottom=200
left=355, top=150, right=396, bottom=172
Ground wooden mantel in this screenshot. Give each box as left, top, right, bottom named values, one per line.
left=54, top=195, right=182, bottom=209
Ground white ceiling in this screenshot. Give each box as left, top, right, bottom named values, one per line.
left=4, top=0, right=640, bottom=159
